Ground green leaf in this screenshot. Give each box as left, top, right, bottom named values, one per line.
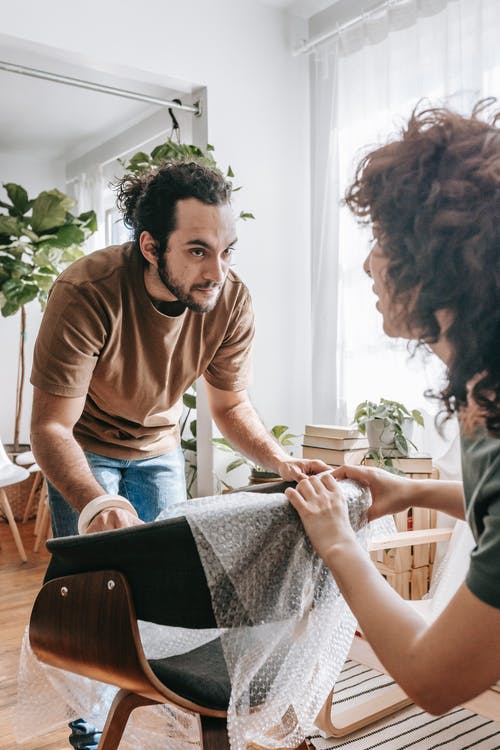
left=0, top=215, right=23, bottom=237
left=227, top=165, right=235, bottom=178
left=190, top=419, right=197, bottom=438
left=78, top=210, right=98, bottom=234
left=183, top=392, right=196, bottom=409
left=411, top=409, right=424, bottom=427
left=181, top=438, right=197, bottom=452
left=2, top=278, right=39, bottom=309
left=212, top=437, right=235, bottom=453
left=3, top=183, right=30, bottom=215
left=31, top=189, right=76, bottom=233
left=206, top=144, right=215, bottom=152
left=226, top=457, right=247, bottom=473
left=40, top=223, right=86, bottom=248
left=271, top=424, right=288, bottom=439
left=239, top=211, right=255, bottom=221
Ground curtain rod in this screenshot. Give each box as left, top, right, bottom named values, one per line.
left=292, top=0, right=393, bottom=56
left=0, top=60, right=200, bottom=116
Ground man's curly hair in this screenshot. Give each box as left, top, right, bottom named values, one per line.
left=115, top=159, right=232, bottom=262
left=345, top=100, right=500, bottom=437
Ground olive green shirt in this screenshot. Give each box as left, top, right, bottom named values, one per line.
left=462, top=430, right=500, bottom=609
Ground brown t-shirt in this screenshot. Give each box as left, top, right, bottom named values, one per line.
left=31, top=243, right=254, bottom=459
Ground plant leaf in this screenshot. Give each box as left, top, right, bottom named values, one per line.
left=183, top=392, right=196, bottom=409
left=3, top=183, right=30, bottom=215
left=31, top=190, right=76, bottom=233
left=411, top=409, right=424, bottom=427
left=226, top=457, right=247, bottom=473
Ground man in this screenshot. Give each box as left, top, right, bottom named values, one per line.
left=30, top=159, right=326, bottom=537
left=30, top=159, right=327, bottom=750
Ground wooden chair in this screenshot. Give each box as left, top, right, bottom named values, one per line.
left=28, top=480, right=461, bottom=746
left=29, top=480, right=313, bottom=750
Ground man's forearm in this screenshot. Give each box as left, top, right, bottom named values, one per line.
left=31, top=426, right=104, bottom=513
left=213, top=400, right=287, bottom=473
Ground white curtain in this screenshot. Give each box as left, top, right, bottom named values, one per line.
left=66, top=165, right=106, bottom=253
left=310, top=0, right=500, bottom=467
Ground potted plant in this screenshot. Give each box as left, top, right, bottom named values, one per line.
left=353, top=398, right=424, bottom=472
left=0, top=183, right=97, bottom=452
left=213, top=425, right=299, bottom=488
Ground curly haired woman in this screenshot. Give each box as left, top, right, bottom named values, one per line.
left=286, top=101, right=500, bottom=713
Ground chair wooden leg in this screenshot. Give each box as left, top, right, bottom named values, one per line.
left=34, top=485, right=51, bottom=552
left=98, top=689, right=160, bottom=750
left=200, top=715, right=230, bottom=750
left=0, top=488, right=27, bottom=562
left=22, top=471, right=42, bottom=523
left=314, top=678, right=411, bottom=738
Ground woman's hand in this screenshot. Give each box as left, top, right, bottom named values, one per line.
left=285, top=472, right=357, bottom=564
left=332, top=464, right=415, bottom=521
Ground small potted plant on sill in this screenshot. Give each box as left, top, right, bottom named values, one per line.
left=213, top=425, right=299, bottom=489
left=353, top=398, right=424, bottom=473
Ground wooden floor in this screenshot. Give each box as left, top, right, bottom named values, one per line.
left=0, top=518, right=69, bottom=750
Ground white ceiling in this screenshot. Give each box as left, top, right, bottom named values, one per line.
left=258, top=0, right=336, bottom=17
left=0, top=1, right=339, bottom=165
left=0, top=34, right=196, bottom=163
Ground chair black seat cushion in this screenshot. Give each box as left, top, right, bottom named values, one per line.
left=149, top=638, right=230, bottom=711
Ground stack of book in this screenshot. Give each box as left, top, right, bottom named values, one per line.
left=363, top=454, right=433, bottom=474
left=301, top=424, right=368, bottom=466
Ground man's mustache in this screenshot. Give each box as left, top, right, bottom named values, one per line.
left=192, top=282, right=222, bottom=290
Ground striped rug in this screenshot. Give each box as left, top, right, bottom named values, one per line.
left=309, top=661, right=500, bottom=750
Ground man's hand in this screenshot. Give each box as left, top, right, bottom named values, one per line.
left=276, top=457, right=331, bottom=482
left=85, top=508, right=144, bottom=534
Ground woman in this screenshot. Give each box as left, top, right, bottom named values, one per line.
left=286, top=102, right=500, bottom=714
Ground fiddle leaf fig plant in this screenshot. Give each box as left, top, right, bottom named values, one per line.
left=0, top=182, right=97, bottom=449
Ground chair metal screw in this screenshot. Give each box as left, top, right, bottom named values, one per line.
left=60, top=586, right=69, bottom=597
left=107, top=579, right=115, bottom=590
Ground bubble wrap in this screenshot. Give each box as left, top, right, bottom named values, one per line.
left=16, top=481, right=393, bottom=749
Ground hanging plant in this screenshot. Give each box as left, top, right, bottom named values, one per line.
left=0, top=183, right=97, bottom=450
left=120, top=139, right=255, bottom=222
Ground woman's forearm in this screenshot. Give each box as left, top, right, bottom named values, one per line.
left=408, top=479, right=465, bottom=519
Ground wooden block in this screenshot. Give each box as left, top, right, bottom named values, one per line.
left=383, top=570, right=411, bottom=599
left=393, top=510, right=410, bottom=532
left=412, top=507, right=431, bottom=567
left=410, top=566, right=429, bottom=600
left=382, top=546, right=412, bottom=573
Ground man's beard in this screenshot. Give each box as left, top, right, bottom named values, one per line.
left=157, top=258, right=223, bottom=313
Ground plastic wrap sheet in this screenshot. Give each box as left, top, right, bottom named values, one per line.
left=17, top=482, right=394, bottom=749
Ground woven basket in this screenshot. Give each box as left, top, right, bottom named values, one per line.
left=2, top=472, right=40, bottom=521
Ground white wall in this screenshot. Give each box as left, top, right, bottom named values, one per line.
left=0, top=153, right=65, bottom=445
left=1, top=0, right=312, bottom=447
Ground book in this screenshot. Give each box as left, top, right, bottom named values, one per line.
left=301, top=445, right=367, bottom=466
left=363, top=454, right=433, bottom=473
left=304, top=423, right=362, bottom=439
left=302, top=435, right=369, bottom=450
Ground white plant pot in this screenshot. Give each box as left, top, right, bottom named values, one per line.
left=365, top=418, right=413, bottom=455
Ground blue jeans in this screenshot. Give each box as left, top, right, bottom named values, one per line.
left=48, top=446, right=186, bottom=537
left=47, top=446, right=186, bottom=750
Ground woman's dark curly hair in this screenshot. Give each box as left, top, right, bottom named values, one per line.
left=345, top=100, right=500, bottom=437
left=115, top=159, right=232, bottom=263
